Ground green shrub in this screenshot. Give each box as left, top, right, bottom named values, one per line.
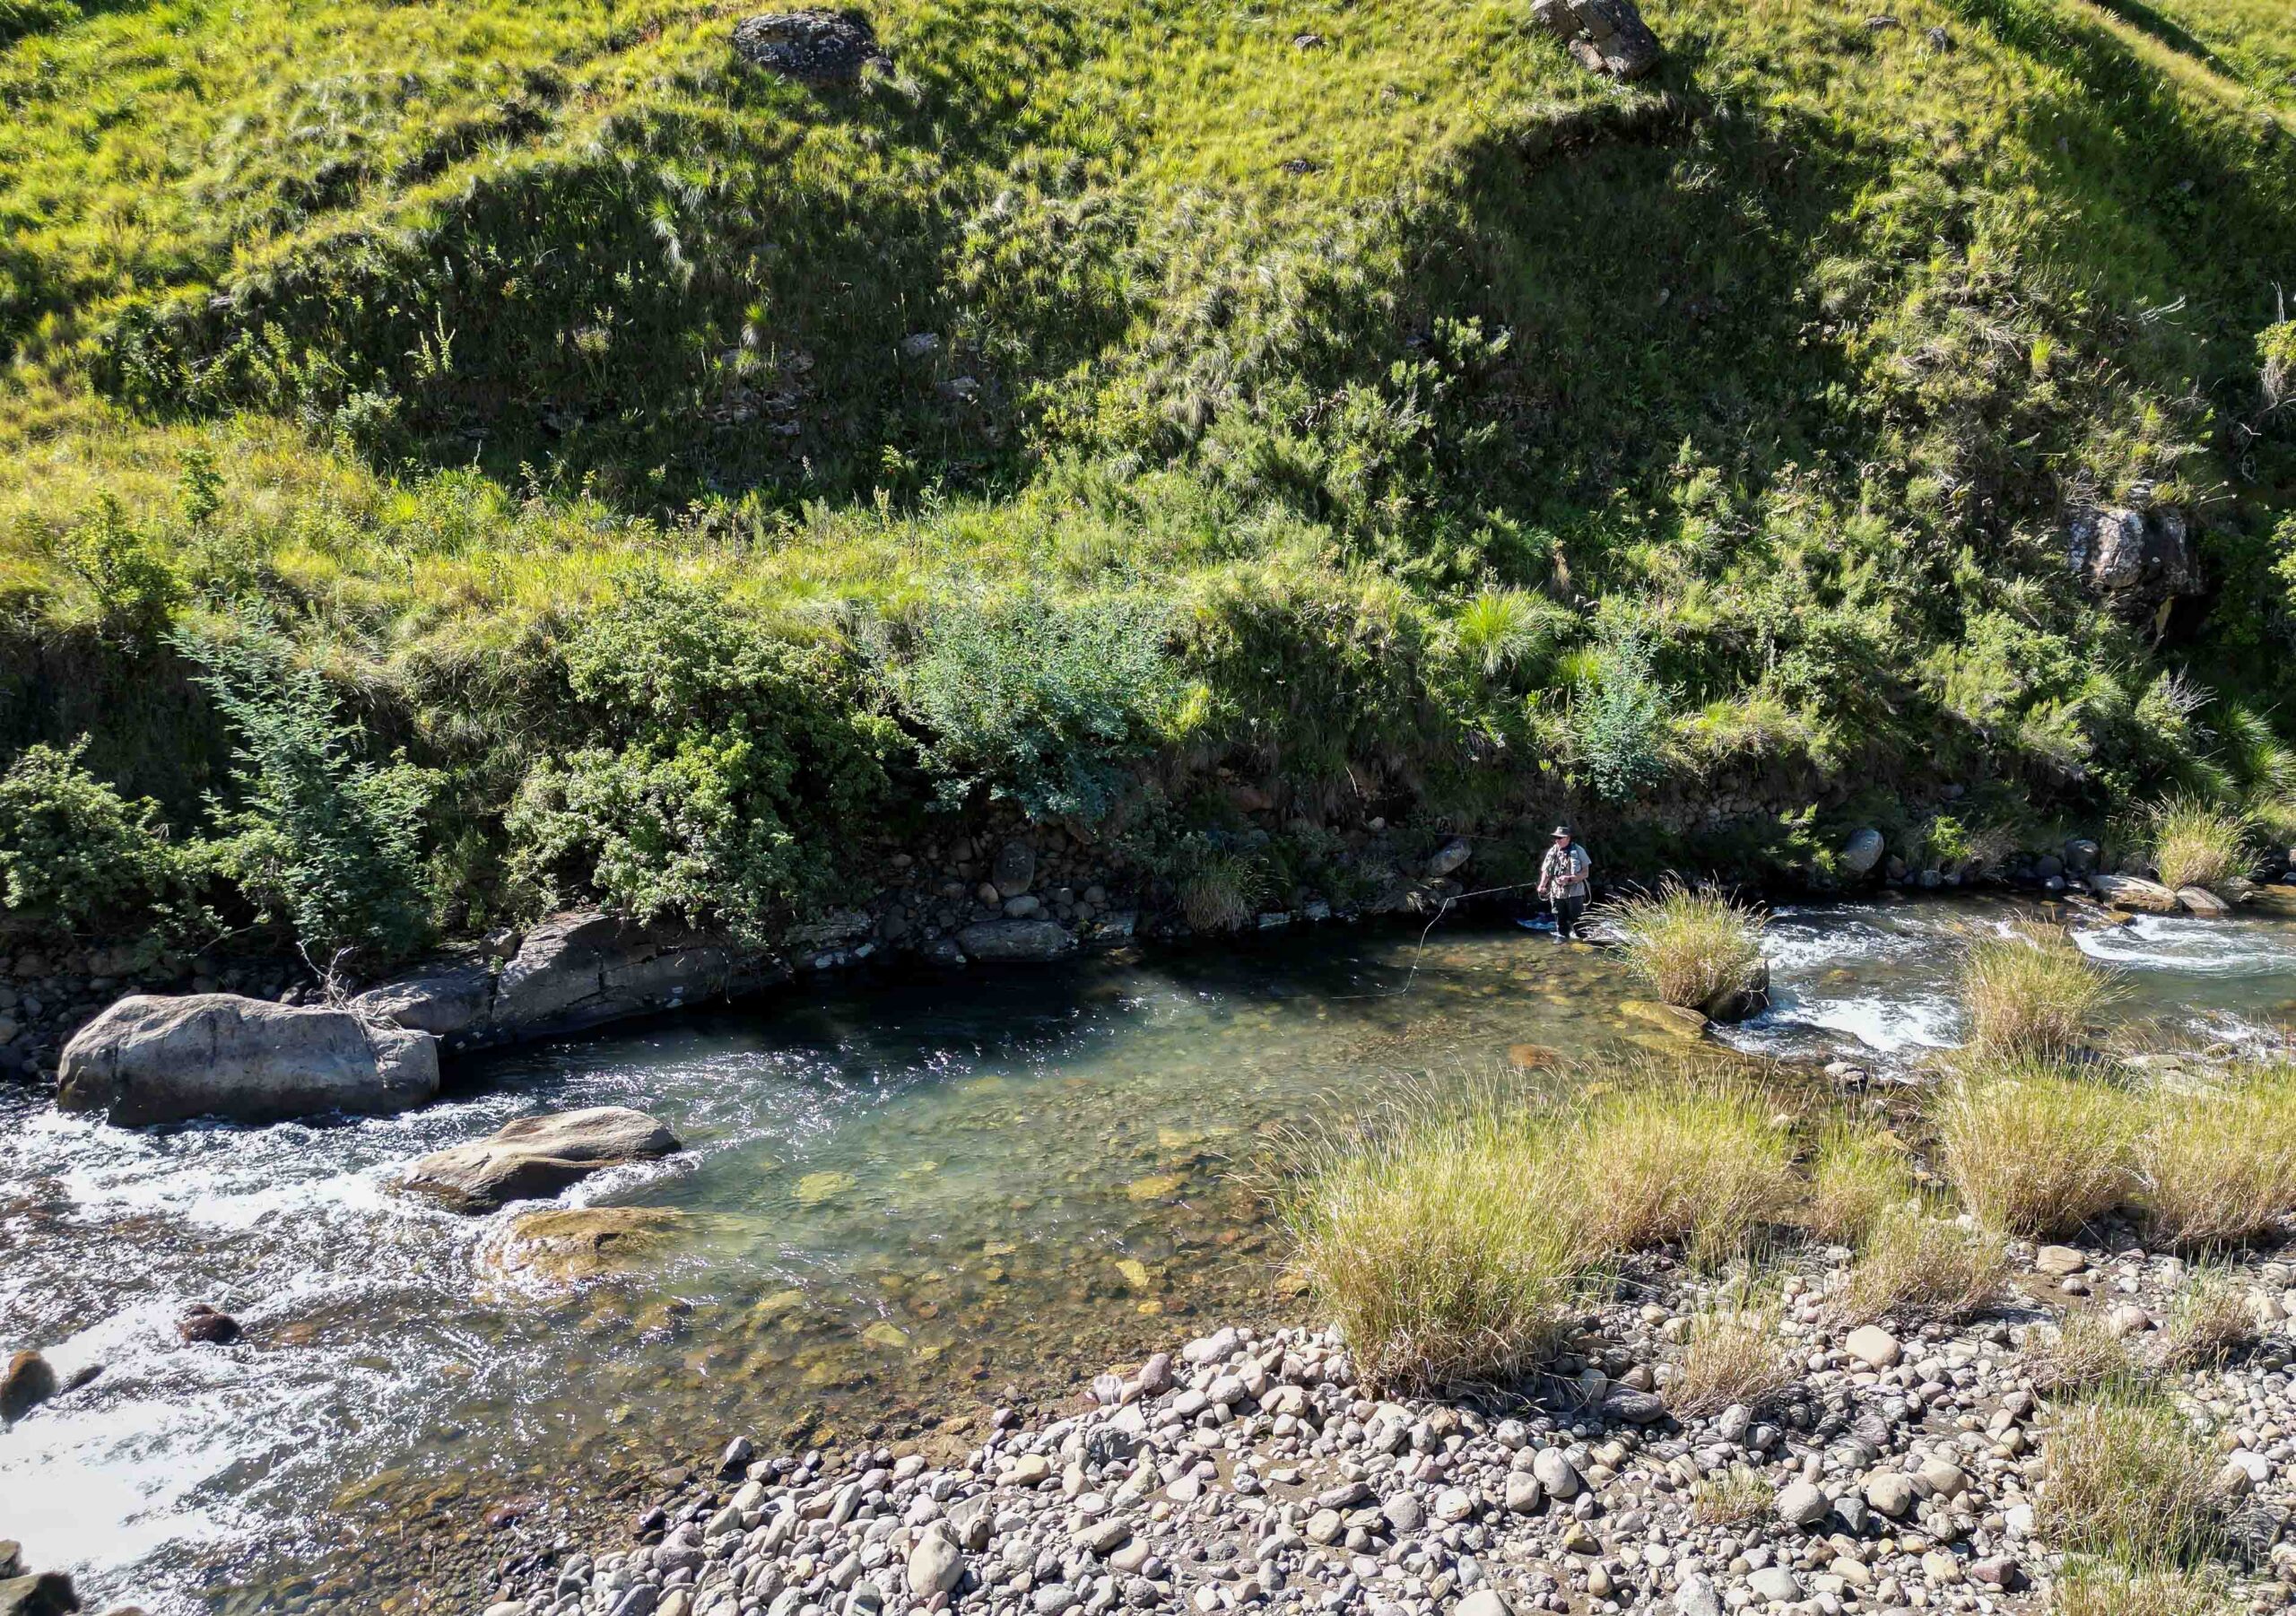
left=180, top=622, right=438, bottom=967
left=509, top=579, right=893, bottom=945
left=902, top=590, right=1175, bottom=823
left=57, top=497, right=183, bottom=643
left=1578, top=636, right=1672, bottom=803
left=0, top=737, right=203, bottom=935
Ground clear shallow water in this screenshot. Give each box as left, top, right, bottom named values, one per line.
left=4, top=897, right=2293, bottom=1612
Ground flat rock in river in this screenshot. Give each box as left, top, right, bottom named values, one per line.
left=2091, top=873, right=2179, bottom=913
left=399, top=1107, right=682, bottom=1212
left=58, top=994, right=439, bottom=1127
left=1619, top=1000, right=1709, bottom=1039
left=955, top=919, right=1077, bottom=963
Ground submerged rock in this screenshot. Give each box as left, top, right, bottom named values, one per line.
left=954, top=919, right=1077, bottom=963
left=0, top=1570, right=78, bottom=1616
left=730, top=9, right=891, bottom=83
left=177, top=1304, right=241, bottom=1345
left=398, top=1107, right=683, bottom=1212
left=481, top=1207, right=685, bottom=1286
left=1619, top=999, right=1709, bottom=1039
left=58, top=995, right=439, bottom=1127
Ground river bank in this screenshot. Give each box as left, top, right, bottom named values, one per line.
left=483, top=1229, right=2296, bottom=1616
left=6, top=898, right=2296, bottom=1614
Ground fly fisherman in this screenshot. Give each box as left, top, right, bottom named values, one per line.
left=1537, top=824, right=1593, bottom=941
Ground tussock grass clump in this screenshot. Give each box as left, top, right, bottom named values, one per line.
left=1690, top=1465, right=1775, bottom=1526
left=1958, top=924, right=2126, bottom=1060
left=2047, top=1561, right=2238, bottom=1616
left=2137, top=1066, right=2296, bottom=1249
left=2149, top=798, right=2252, bottom=893
left=1802, top=1119, right=1920, bottom=1246
left=1604, top=882, right=1767, bottom=1012
left=2157, top=1269, right=2260, bottom=1371
left=1933, top=1064, right=2142, bottom=1238
left=2038, top=1390, right=2224, bottom=1566
left=2026, top=1310, right=2134, bottom=1397
left=1669, top=1290, right=1796, bottom=1418
left=1280, top=1100, right=1589, bottom=1395
left=1176, top=849, right=1264, bottom=934
left=1841, top=1206, right=2007, bottom=1325
left=1566, top=1074, right=1796, bottom=1263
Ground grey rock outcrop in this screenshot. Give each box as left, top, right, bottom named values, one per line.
left=731, top=9, right=890, bottom=83
left=1840, top=828, right=1885, bottom=876
left=1531, top=0, right=1662, bottom=79
left=399, top=1107, right=682, bottom=1212
left=954, top=919, right=1078, bottom=963
left=57, top=995, right=439, bottom=1127
left=352, top=960, right=497, bottom=1045
left=2067, top=503, right=2199, bottom=613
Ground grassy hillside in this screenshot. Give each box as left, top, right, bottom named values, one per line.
left=2, top=0, right=2294, bottom=962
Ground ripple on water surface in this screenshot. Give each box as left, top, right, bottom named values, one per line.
left=5, top=899, right=2295, bottom=1612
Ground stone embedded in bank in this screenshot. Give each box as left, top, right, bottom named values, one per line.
left=953, top=919, right=1078, bottom=963
left=57, top=994, right=439, bottom=1127
left=398, top=1106, right=683, bottom=1212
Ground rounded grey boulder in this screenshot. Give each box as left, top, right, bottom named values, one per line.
left=58, top=995, right=439, bottom=1128
left=399, top=1107, right=682, bottom=1212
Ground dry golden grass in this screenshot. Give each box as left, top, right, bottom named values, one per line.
left=1802, top=1118, right=1921, bottom=1245
left=2149, top=797, right=2253, bottom=892
left=2156, top=1269, right=2260, bottom=1371
left=1933, top=1064, right=2143, bottom=1238
left=1603, top=882, right=1768, bottom=1012
left=1691, top=1465, right=1775, bottom=1526
left=1564, top=1073, right=1798, bottom=1264
left=1840, top=1205, right=2008, bottom=1325
left=2138, top=1064, right=2296, bottom=1249
left=1958, top=924, right=2126, bottom=1060
left=2047, top=1561, right=2239, bottom=1616
left=1668, top=1290, right=1797, bottom=1418
left=1277, top=1094, right=1591, bottom=1395
left=2026, top=1310, right=2135, bottom=1397
left=2038, top=1390, right=2224, bottom=1565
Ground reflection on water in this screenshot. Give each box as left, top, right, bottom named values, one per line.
left=4, top=897, right=2293, bottom=1612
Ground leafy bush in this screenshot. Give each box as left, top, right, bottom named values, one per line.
left=180, top=623, right=437, bottom=966
left=56, top=497, right=184, bottom=642
left=509, top=580, right=893, bottom=944
left=1604, top=881, right=1768, bottom=1012
left=1958, top=924, right=2125, bottom=1059
left=1933, top=1064, right=2142, bottom=1238
left=1578, top=637, right=1672, bottom=803
left=0, top=738, right=203, bottom=935
left=902, top=590, right=1175, bottom=823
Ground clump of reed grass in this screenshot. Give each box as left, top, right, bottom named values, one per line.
left=2137, top=1064, right=2296, bottom=1249
left=1802, top=1118, right=1921, bottom=1245
left=1840, top=1204, right=2007, bottom=1325
left=1690, top=1465, right=1775, bottom=1526
left=1175, top=847, right=1265, bottom=934
left=2026, top=1309, right=2134, bottom=1397
left=2149, top=797, right=2253, bottom=893
left=1278, top=1099, right=1590, bottom=1395
left=1565, top=1073, right=1797, bottom=1263
left=2156, top=1268, right=2260, bottom=1372
left=1933, top=1063, right=2142, bottom=1238
left=1603, top=881, right=1768, bottom=1012
left=1668, top=1288, right=1797, bottom=1418
left=2037, top=1389, right=2224, bottom=1565
left=1958, top=923, right=2126, bottom=1060
left=2047, top=1560, right=2239, bottom=1616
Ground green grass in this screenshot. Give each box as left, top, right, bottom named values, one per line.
left=2147, top=796, right=2254, bottom=891
left=1802, top=1118, right=1923, bottom=1245
left=1564, top=1072, right=1800, bottom=1263
left=3, top=0, right=2296, bottom=954
left=1602, top=882, right=1769, bottom=1013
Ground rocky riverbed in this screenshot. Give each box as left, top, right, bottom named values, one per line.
left=480, top=1235, right=2296, bottom=1616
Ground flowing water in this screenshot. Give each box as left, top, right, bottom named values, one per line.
left=5, top=896, right=2295, bottom=1612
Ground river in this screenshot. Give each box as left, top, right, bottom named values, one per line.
left=4, top=895, right=2293, bottom=1612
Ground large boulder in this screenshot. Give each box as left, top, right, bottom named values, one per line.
left=1531, top=0, right=1662, bottom=79
left=1839, top=829, right=1885, bottom=877
left=491, top=912, right=758, bottom=1039
left=730, top=9, right=890, bottom=83
left=0, top=1571, right=78, bottom=1616
left=954, top=919, right=1078, bottom=963
left=57, top=995, right=439, bottom=1128
left=2067, top=504, right=2199, bottom=615
left=351, top=960, right=498, bottom=1047
left=399, top=1107, right=682, bottom=1212
left=2092, top=873, right=2180, bottom=914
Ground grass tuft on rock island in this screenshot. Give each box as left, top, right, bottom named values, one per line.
left=1603, top=883, right=1768, bottom=1015
left=1957, top=925, right=2126, bottom=1061
left=2147, top=799, right=2254, bottom=894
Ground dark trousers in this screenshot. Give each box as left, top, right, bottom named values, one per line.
left=1552, top=894, right=1586, bottom=938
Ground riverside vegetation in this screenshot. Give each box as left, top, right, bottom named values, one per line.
left=2, top=0, right=2296, bottom=978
